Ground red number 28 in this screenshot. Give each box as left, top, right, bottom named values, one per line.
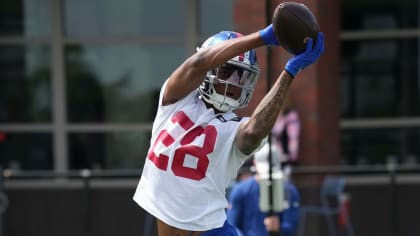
left=147, top=111, right=217, bottom=180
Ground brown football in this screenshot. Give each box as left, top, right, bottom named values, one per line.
left=272, top=2, right=320, bottom=55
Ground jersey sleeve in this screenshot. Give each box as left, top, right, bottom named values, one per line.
left=153, top=80, right=200, bottom=132
left=158, top=80, right=199, bottom=106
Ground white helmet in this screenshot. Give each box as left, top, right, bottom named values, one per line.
left=197, top=31, right=260, bottom=112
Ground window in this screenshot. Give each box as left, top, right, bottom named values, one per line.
left=63, top=0, right=186, bottom=37
left=341, top=0, right=420, bottom=164
left=0, top=45, right=52, bottom=123
left=0, top=132, right=52, bottom=170
left=0, top=0, right=234, bottom=171
left=65, top=44, right=183, bottom=123
left=341, top=39, right=419, bottom=118
left=0, top=0, right=51, bottom=37
left=68, top=132, right=150, bottom=169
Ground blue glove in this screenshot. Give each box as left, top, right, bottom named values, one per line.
left=285, top=32, right=325, bottom=77
left=259, top=24, right=279, bottom=46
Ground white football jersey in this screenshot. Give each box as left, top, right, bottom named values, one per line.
left=133, top=82, right=252, bottom=231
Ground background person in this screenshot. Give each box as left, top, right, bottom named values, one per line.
left=272, top=96, right=300, bottom=163
left=227, top=144, right=301, bottom=236
left=271, top=95, right=301, bottom=180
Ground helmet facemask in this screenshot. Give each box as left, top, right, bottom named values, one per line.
left=200, top=61, right=259, bottom=112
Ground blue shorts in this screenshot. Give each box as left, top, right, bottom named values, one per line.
left=201, top=221, right=238, bottom=236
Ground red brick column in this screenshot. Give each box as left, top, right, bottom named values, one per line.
left=234, top=0, right=341, bottom=165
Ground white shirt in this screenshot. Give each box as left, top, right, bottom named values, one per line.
left=133, top=82, right=252, bottom=231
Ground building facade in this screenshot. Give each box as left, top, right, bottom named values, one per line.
left=0, top=0, right=419, bottom=171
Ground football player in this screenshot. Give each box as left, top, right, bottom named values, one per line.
left=133, top=24, right=324, bottom=236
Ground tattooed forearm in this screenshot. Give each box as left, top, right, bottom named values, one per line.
left=254, top=72, right=293, bottom=121
left=252, top=71, right=293, bottom=134
left=236, top=71, right=294, bottom=154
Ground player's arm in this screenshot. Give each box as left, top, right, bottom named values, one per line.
left=162, top=32, right=265, bottom=106
left=236, top=71, right=293, bottom=155
left=235, top=32, right=325, bottom=155
left=163, top=24, right=278, bottom=105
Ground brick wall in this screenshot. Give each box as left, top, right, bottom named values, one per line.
left=234, top=0, right=341, bottom=165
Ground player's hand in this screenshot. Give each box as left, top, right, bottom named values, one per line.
left=284, top=32, right=325, bottom=77
left=264, top=215, right=281, bottom=232
left=259, top=24, right=280, bottom=46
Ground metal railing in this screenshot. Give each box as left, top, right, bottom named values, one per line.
left=1, top=164, right=420, bottom=236
left=0, top=166, right=8, bottom=236
left=1, top=168, right=141, bottom=236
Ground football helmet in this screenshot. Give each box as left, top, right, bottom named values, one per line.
left=197, top=31, right=260, bottom=112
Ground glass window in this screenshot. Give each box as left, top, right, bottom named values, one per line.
left=68, top=131, right=150, bottom=169
left=65, top=44, right=185, bottom=123
left=200, top=0, right=234, bottom=35
left=0, top=45, right=52, bottom=122
left=0, top=0, right=51, bottom=37
left=0, top=132, right=53, bottom=170
left=63, top=0, right=186, bottom=37
left=342, top=0, right=419, bottom=30
left=341, top=128, right=420, bottom=165
left=341, top=39, right=420, bottom=118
